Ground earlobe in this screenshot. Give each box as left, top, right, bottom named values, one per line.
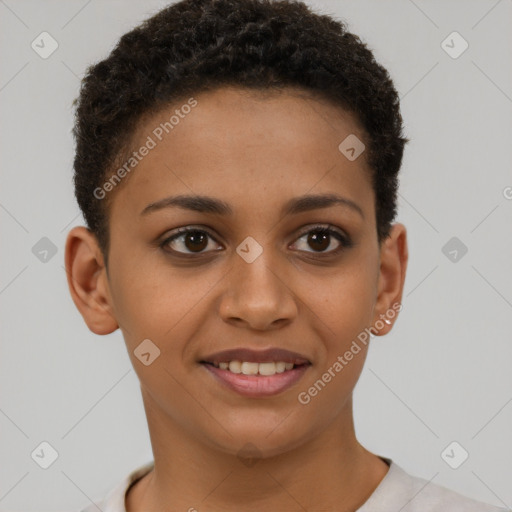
left=64, top=226, right=119, bottom=335
left=372, top=222, right=408, bottom=336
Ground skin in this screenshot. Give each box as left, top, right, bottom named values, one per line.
left=65, top=86, right=408, bottom=512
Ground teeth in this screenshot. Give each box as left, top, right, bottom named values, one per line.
left=275, top=362, right=286, bottom=373
left=229, top=361, right=242, bottom=374
left=213, top=361, right=299, bottom=376
left=241, top=362, right=259, bottom=375
left=258, top=362, right=277, bottom=376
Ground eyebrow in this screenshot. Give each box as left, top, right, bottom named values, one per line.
left=140, top=193, right=364, bottom=219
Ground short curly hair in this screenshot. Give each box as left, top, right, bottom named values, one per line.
left=72, top=0, right=408, bottom=261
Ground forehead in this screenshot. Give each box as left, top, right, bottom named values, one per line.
left=109, top=86, right=374, bottom=225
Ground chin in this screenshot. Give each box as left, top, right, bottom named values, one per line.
left=203, top=420, right=311, bottom=460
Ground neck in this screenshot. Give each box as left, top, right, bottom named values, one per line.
left=126, top=389, right=389, bottom=512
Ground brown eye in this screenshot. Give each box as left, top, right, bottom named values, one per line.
left=182, top=231, right=208, bottom=252
left=160, top=224, right=352, bottom=258
left=292, top=226, right=351, bottom=255
left=307, top=230, right=331, bottom=252
left=161, top=228, right=221, bottom=255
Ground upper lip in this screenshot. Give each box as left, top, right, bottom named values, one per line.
left=200, top=348, right=311, bottom=365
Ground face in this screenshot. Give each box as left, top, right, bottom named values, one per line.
left=68, top=86, right=407, bottom=458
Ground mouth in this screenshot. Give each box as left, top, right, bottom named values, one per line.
left=202, top=360, right=307, bottom=376
left=199, top=348, right=311, bottom=397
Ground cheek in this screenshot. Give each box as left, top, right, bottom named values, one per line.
left=109, top=254, right=222, bottom=341
left=312, top=267, right=377, bottom=336
left=305, top=266, right=376, bottom=391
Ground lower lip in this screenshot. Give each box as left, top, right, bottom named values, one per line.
left=202, top=363, right=310, bottom=397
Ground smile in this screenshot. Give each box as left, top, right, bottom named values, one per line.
left=201, top=361, right=311, bottom=397
left=213, top=360, right=296, bottom=375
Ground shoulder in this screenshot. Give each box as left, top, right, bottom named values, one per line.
left=359, top=459, right=509, bottom=512
left=78, top=461, right=155, bottom=512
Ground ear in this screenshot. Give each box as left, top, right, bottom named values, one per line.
left=371, top=222, right=408, bottom=336
left=64, top=226, right=119, bottom=335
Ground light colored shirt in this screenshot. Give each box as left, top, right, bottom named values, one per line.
left=80, top=458, right=509, bottom=512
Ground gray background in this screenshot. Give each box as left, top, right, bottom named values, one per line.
left=1, top=0, right=511, bottom=510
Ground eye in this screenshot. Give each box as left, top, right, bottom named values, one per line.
left=159, top=224, right=353, bottom=257
left=291, top=225, right=352, bottom=255
left=160, top=227, right=222, bottom=255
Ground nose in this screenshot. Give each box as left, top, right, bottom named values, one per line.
left=218, top=250, right=298, bottom=331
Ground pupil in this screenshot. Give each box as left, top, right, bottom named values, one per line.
left=308, top=231, right=329, bottom=251
left=186, top=231, right=207, bottom=252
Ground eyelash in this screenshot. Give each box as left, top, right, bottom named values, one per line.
left=159, top=224, right=353, bottom=259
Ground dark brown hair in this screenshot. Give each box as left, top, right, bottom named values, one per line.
left=72, top=0, right=408, bottom=260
